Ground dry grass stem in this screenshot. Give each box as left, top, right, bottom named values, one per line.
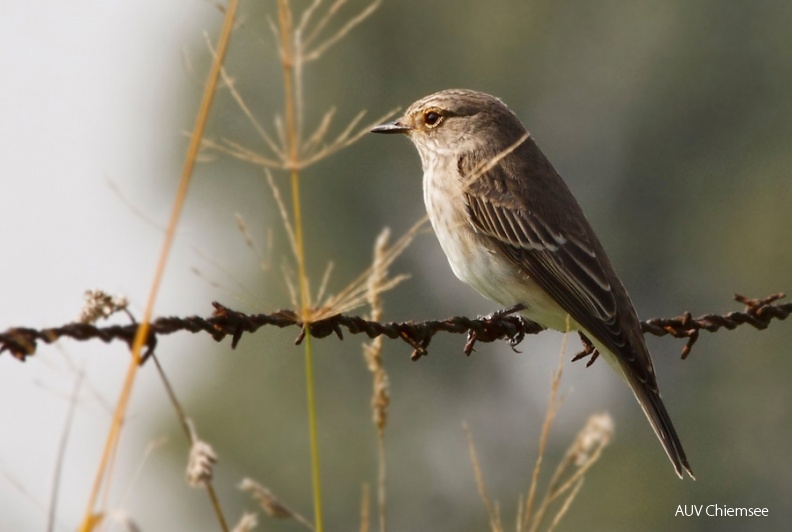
left=265, top=169, right=300, bottom=263
left=192, top=245, right=252, bottom=296
left=301, top=106, right=337, bottom=155
left=461, top=132, right=530, bottom=191
left=516, top=317, right=613, bottom=532
left=316, top=261, right=335, bottom=305
left=96, top=510, right=140, bottom=532
left=202, top=0, right=394, bottom=172
left=205, top=2, right=399, bottom=530
left=359, top=483, right=370, bottom=532
left=362, top=228, right=395, bottom=532
left=185, top=421, right=218, bottom=488
left=266, top=15, right=281, bottom=54
left=522, top=331, right=566, bottom=531
left=461, top=359, right=612, bottom=532
left=206, top=37, right=284, bottom=159
left=280, top=261, right=300, bottom=309
left=118, top=437, right=168, bottom=508
left=544, top=413, right=613, bottom=506
left=105, top=178, right=168, bottom=231
left=296, top=0, right=323, bottom=35
left=50, top=347, right=114, bottom=414
left=205, top=109, right=397, bottom=171
left=309, top=217, right=426, bottom=322
left=232, top=512, right=259, bottom=532
left=463, top=423, right=502, bottom=532
left=293, top=0, right=382, bottom=143
left=79, top=290, right=130, bottom=325
left=366, top=229, right=389, bottom=323
left=234, top=213, right=273, bottom=270
left=48, top=369, right=85, bottom=532
left=545, top=479, right=584, bottom=532
left=240, top=478, right=314, bottom=530
left=202, top=136, right=283, bottom=168
left=297, top=109, right=397, bottom=169
left=79, top=4, right=239, bottom=529
left=274, top=114, right=288, bottom=156
left=299, top=0, right=341, bottom=48
left=1, top=462, right=50, bottom=518
left=516, top=497, right=524, bottom=532
left=301, top=0, right=383, bottom=62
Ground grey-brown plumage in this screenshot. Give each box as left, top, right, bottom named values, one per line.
left=372, top=89, right=694, bottom=479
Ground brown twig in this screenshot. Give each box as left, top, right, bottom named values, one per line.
left=2, top=293, right=789, bottom=363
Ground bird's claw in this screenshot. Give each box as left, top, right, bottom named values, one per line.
left=572, top=332, right=600, bottom=367
left=464, top=304, right=528, bottom=356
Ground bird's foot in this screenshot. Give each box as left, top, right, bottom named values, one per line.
left=571, top=332, right=600, bottom=367
left=464, top=304, right=532, bottom=355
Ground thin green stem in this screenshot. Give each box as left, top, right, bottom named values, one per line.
left=303, top=331, right=323, bottom=529
left=290, top=167, right=323, bottom=530
left=278, top=0, right=323, bottom=529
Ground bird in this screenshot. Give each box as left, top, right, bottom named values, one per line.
left=371, top=88, right=694, bottom=479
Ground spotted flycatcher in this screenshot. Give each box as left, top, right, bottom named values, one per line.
left=372, top=88, right=693, bottom=479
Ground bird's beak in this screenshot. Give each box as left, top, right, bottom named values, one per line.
left=371, top=120, right=412, bottom=134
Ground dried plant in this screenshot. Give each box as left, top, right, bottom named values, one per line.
left=79, top=290, right=130, bottom=325
left=464, top=325, right=615, bottom=532
left=77, top=3, right=240, bottom=530
left=201, top=2, right=397, bottom=530
left=361, top=228, right=397, bottom=532
left=240, top=478, right=314, bottom=530
left=464, top=423, right=503, bottom=532
left=231, top=512, right=259, bottom=532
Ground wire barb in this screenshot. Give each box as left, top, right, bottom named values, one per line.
left=1, top=293, right=789, bottom=362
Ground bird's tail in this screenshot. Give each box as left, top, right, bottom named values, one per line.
left=628, top=376, right=695, bottom=479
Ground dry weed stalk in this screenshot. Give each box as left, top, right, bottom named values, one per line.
left=464, top=322, right=614, bottom=532
left=464, top=423, right=503, bottom=532
left=460, top=132, right=530, bottom=191
left=240, top=478, right=314, bottom=530
left=363, top=228, right=395, bottom=532
left=311, top=218, right=424, bottom=321
left=359, top=483, right=371, bottom=532
left=78, top=3, right=240, bottom=530
left=231, top=512, right=259, bottom=532
left=264, top=160, right=424, bottom=321
left=79, top=290, right=130, bottom=325
left=531, top=413, right=614, bottom=532
left=148, top=341, right=227, bottom=527
left=204, top=2, right=393, bottom=529
left=521, top=327, right=614, bottom=532
left=48, top=367, right=85, bottom=532
left=203, top=1, right=394, bottom=174
left=235, top=213, right=273, bottom=271
left=185, top=420, right=218, bottom=487
left=522, top=327, right=569, bottom=530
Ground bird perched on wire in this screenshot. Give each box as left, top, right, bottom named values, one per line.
left=372, top=88, right=694, bottom=479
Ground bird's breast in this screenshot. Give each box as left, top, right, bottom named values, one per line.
left=421, top=158, right=570, bottom=330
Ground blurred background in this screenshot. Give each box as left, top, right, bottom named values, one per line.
left=1, top=1, right=790, bottom=530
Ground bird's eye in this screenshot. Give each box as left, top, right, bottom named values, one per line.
left=423, top=110, right=442, bottom=127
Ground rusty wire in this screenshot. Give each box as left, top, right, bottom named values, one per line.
left=1, top=293, right=789, bottom=364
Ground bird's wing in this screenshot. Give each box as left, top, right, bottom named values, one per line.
left=458, top=136, right=692, bottom=479
left=459, top=140, right=653, bottom=384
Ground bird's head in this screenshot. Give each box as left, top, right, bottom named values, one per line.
left=371, top=89, right=528, bottom=158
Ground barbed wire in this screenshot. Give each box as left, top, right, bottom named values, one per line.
left=1, top=293, right=788, bottom=364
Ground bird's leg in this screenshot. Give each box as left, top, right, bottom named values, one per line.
left=464, top=303, right=530, bottom=355
left=571, top=332, right=600, bottom=367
